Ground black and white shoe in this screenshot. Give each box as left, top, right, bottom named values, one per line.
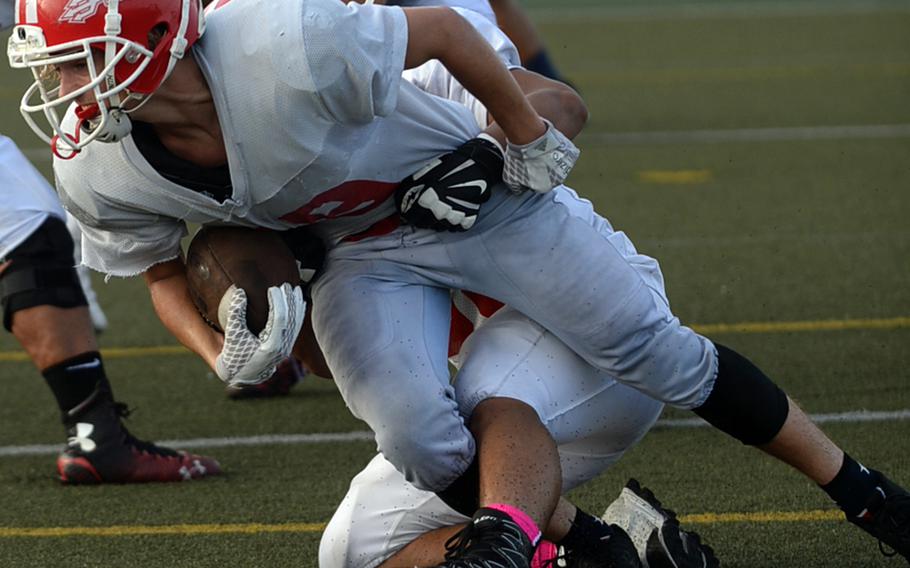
left=552, top=523, right=643, bottom=568
left=438, top=507, right=535, bottom=567
left=601, top=479, right=719, bottom=568
left=848, top=471, right=910, bottom=562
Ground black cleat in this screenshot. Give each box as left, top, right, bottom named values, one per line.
left=58, top=393, right=220, bottom=484
left=552, top=523, right=643, bottom=568
left=848, top=471, right=910, bottom=562
left=438, top=507, right=535, bottom=567
left=602, top=479, right=719, bottom=568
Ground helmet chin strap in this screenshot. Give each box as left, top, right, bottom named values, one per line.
left=50, top=102, right=133, bottom=160
left=90, top=106, right=133, bottom=143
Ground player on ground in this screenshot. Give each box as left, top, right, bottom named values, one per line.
left=0, top=133, right=221, bottom=483
left=317, top=279, right=715, bottom=567
left=194, top=223, right=711, bottom=567
left=7, top=0, right=908, bottom=564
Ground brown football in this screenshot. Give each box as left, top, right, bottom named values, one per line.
left=185, top=226, right=300, bottom=334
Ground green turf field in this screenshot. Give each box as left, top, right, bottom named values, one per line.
left=1, top=0, right=908, bottom=566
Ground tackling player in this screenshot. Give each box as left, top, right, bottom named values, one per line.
left=7, top=0, right=908, bottom=564
left=313, top=247, right=715, bottom=567
left=0, top=133, right=221, bottom=483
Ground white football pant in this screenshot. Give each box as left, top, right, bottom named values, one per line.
left=318, top=306, right=664, bottom=568
left=311, top=185, right=716, bottom=492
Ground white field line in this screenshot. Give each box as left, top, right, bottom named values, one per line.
left=655, top=409, right=910, bottom=429
left=2, top=409, right=907, bottom=458
left=526, top=1, right=910, bottom=22
left=580, top=123, right=910, bottom=146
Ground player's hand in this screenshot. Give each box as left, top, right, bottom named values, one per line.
left=396, top=135, right=504, bottom=231
left=504, top=119, right=580, bottom=193
left=214, top=283, right=306, bottom=386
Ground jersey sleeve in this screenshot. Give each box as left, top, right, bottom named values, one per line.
left=298, top=0, right=409, bottom=123
left=57, top=177, right=187, bottom=277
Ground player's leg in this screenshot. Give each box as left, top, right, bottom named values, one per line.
left=445, top=186, right=909, bottom=560
left=453, top=308, right=664, bottom=566
left=311, top=257, right=561, bottom=566
left=318, top=307, right=668, bottom=566
left=470, top=397, right=561, bottom=529
left=701, top=344, right=909, bottom=558
left=309, top=256, right=476, bottom=493
left=1, top=216, right=220, bottom=483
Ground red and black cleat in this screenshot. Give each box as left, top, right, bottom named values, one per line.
left=57, top=399, right=221, bottom=484
left=225, top=357, right=307, bottom=400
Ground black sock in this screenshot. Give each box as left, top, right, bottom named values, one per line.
left=822, top=453, right=880, bottom=517
left=436, top=457, right=480, bottom=516
left=41, top=351, right=112, bottom=418
left=558, top=508, right=613, bottom=555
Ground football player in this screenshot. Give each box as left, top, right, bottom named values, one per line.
left=7, top=0, right=907, bottom=565
left=0, top=133, right=221, bottom=483
left=313, top=253, right=715, bottom=567
left=260, top=221, right=710, bottom=567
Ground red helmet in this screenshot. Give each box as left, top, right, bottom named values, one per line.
left=7, top=0, right=205, bottom=154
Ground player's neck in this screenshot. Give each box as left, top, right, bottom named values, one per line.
left=130, top=57, right=228, bottom=168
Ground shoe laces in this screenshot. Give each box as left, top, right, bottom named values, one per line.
left=874, top=488, right=910, bottom=557
left=113, top=402, right=180, bottom=458
left=442, top=515, right=529, bottom=566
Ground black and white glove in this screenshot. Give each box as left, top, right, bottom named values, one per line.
left=504, top=119, right=580, bottom=193
left=214, top=283, right=306, bottom=387
left=396, top=134, right=504, bottom=231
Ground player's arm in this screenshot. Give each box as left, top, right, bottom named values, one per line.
left=396, top=67, right=586, bottom=232
left=145, top=257, right=305, bottom=386
left=403, top=7, right=546, bottom=146
left=496, top=68, right=587, bottom=141
left=144, top=258, right=223, bottom=369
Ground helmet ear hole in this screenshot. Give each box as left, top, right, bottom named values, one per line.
left=148, top=24, right=168, bottom=50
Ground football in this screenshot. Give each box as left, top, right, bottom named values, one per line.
left=185, top=226, right=300, bottom=334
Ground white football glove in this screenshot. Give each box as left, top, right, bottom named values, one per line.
left=503, top=119, right=580, bottom=193
left=214, top=283, right=306, bottom=387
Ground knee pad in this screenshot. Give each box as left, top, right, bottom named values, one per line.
left=693, top=343, right=790, bottom=446
left=1, top=217, right=87, bottom=331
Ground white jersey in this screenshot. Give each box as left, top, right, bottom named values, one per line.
left=387, top=0, right=495, bottom=23
left=0, top=135, right=66, bottom=259
left=56, top=0, right=481, bottom=277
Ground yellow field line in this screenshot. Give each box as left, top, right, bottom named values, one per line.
left=680, top=509, right=843, bottom=524
left=0, top=509, right=846, bottom=538
left=1, top=317, right=908, bottom=363
left=692, top=316, right=910, bottom=335
left=0, top=345, right=190, bottom=363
